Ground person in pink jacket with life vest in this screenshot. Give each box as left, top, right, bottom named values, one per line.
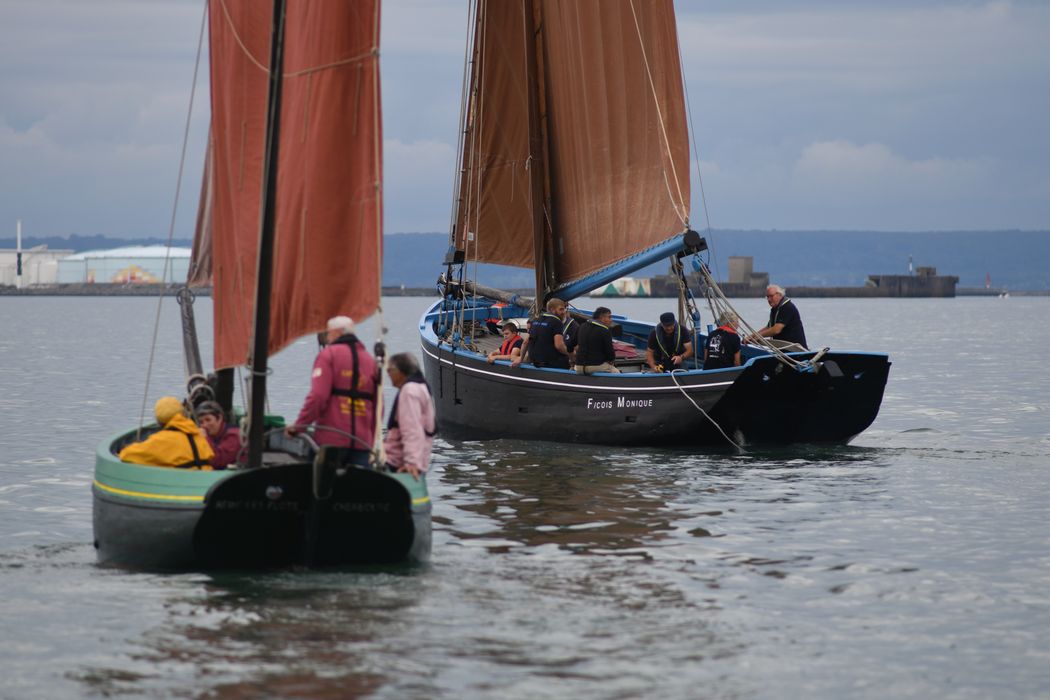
left=383, top=352, right=436, bottom=480
left=286, top=316, right=378, bottom=466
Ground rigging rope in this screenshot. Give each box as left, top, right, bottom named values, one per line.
left=137, top=0, right=208, bottom=435
left=669, top=369, right=745, bottom=453
left=693, top=263, right=808, bottom=371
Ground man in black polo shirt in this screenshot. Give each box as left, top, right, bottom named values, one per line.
left=646, top=311, right=693, bottom=372
left=513, top=298, right=571, bottom=369
left=703, top=311, right=742, bottom=369
left=748, top=284, right=807, bottom=349
left=574, top=307, right=620, bottom=374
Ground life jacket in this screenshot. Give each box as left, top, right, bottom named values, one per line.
left=654, top=323, right=683, bottom=362
left=326, top=333, right=377, bottom=447
left=387, top=373, right=437, bottom=437
left=499, top=334, right=523, bottom=356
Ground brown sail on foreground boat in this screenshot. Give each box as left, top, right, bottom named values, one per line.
left=420, top=0, right=890, bottom=448
left=93, top=0, right=431, bottom=570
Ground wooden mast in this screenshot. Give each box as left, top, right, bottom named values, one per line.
left=523, top=0, right=550, bottom=311
left=246, top=0, right=287, bottom=469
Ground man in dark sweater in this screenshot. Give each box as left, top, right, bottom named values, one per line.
left=703, top=312, right=742, bottom=370
left=574, top=307, right=620, bottom=375
left=646, top=311, right=693, bottom=372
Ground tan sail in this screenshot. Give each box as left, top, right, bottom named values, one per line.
left=454, top=0, right=690, bottom=290
left=204, top=1, right=383, bottom=370
left=186, top=138, right=213, bottom=289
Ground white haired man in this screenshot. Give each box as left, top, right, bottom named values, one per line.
left=286, top=316, right=378, bottom=466
left=747, top=285, right=808, bottom=350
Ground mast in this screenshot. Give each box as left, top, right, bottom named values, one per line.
left=523, top=0, right=550, bottom=310
left=246, top=0, right=287, bottom=470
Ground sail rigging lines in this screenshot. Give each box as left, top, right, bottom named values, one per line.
left=214, top=0, right=377, bottom=79
left=138, top=0, right=210, bottom=436
left=628, top=0, right=689, bottom=229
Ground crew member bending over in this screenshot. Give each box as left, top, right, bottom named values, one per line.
left=703, top=312, right=742, bottom=370
left=646, top=311, right=693, bottom=372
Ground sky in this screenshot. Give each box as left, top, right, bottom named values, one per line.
left=1, top=0, right=1048, bottom=242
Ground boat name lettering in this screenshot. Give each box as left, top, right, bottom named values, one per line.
left=213, top=500, right=301, bottom=512
left=331, top=502, right=390, bottom=513
left=586, top=396, right=655, bottom=410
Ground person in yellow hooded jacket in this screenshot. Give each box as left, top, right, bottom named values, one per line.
left=118, top=396, right=215, bottom=469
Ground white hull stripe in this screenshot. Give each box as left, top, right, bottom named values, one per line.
left=420, top=343, right=736, bottom=393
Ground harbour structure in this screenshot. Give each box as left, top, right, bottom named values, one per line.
left=0, top=245, right=72, bottom=286
left=650, top=256, right=959, bottom=298
left=56, top=246, right=192, bottom=285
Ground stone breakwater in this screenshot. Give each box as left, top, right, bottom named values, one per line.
left=0, top=284, right=445, bottom=297
left=0, top=283, right=204, bottom=296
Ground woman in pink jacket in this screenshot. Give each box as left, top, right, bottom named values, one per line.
left=383, top=353, right=436, bottom=479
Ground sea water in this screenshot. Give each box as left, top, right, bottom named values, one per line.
left=0, top=295, right=1047, bottom=699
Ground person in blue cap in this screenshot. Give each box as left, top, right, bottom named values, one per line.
left=646, top=311, right=693, bottom=372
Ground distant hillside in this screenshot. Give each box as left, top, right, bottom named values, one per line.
left=384, top=230, right=1050, bottom=291
left=695, top=230, right=1050, bottom=291
left=7, top=230, right=1048, bottom=290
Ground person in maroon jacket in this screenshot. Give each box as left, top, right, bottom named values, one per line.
left=194, top=400, right=242, bottom=469
left=285, top=316, right=378, bottom=466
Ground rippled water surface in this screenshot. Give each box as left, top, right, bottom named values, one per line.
left=1, top=295, right=1048, bottom=699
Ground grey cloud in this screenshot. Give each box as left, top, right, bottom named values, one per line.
left=1, top=0, right=1047, bottom=239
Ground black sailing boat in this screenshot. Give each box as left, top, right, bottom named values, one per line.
left=419, top=0, right=890, bottom=448
left=93, top=0, right=430, bottom=570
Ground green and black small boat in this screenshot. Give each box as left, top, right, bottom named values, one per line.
left=93, top=427, right=431, bottom=570
left=92, top=1, right=431, bottom=571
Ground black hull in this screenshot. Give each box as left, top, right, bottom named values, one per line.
left=93, top=463, right=431, bottom=571
left=421, top=339, right=889, bottom=447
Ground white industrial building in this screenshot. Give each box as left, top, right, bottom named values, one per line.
left=0, top=246, right=73, bottom=287
left=56, top=246, right=193, bottom=284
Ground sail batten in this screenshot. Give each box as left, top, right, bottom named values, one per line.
left=454, top=0, right=689, bottom=291
left=205, top=1, right=382, bottom=370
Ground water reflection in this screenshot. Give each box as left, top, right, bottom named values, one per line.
left=437, top=441, right=682, bottom=557
left=75, top=571, right=435, bottom=698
